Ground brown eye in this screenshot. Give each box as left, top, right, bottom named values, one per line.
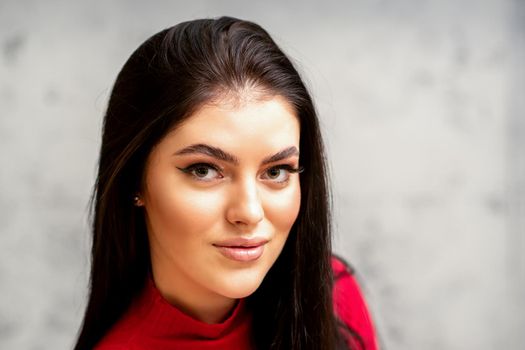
left=177, top=163, right=223, bottom=182
left=267, top=168, right=282, bottom=179
left=262, top=166, right=290, bottom=183
left=262, top=165, right=303, bottom=184
left=194, top=166, right=210, bottom=177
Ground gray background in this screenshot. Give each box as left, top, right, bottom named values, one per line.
left=1, top=0, right=523, bottom=349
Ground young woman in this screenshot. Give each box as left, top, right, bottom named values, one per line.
left=74, top=16, right=378, bottom=350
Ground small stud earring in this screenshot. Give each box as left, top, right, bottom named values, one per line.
left=133, top=195, right=143, bottom=206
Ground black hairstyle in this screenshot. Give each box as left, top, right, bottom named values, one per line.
left=74, top=16, right=360, bottom=350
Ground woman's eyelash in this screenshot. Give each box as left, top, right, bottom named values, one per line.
left=176, top=163, right=304, bottom=181
left=263, top=165, right=304, bottom=184
left=274, top=164, right=304, bottom=174
left=176, top=163, right=222, bottom=177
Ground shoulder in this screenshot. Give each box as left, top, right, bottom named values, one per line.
left=94, top=321, right=141, bottom=350
left=95, top=344, right=131, bottom=350
left=93, top=300, right=147, bottom=350
left=331, top=255, right=379, bottom=350
left=94, top=325, right=137, bottom=350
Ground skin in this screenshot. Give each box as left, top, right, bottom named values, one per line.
left=139, top=94, right=301, bottom=324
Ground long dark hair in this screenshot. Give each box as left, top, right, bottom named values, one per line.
left=75, top=16, right=354, bottom=350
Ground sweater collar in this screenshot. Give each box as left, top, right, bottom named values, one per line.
left=133, top=277, right=252, bottom=341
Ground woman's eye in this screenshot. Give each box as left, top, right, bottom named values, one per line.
left=262, top=165, right=303, bottom=183
left=265, top=167, right=288, bottom=182
left=177, top=163, right=223, bottom=182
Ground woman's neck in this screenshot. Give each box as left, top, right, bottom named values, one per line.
left=150, top=261, right=238, bottom=324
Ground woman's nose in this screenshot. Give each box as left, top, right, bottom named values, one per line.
left=225, top=178, right=264, bottom=228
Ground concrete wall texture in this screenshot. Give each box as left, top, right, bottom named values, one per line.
left=1, top=0, right=523, bottom=349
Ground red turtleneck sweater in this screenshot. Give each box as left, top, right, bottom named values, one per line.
left=95, top=257, right=378, bottom=349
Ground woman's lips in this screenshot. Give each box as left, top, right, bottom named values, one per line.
left=213, top=240, right=267, bottom=262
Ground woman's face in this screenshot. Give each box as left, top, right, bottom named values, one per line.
left=141, top=94, right=301, bottom=320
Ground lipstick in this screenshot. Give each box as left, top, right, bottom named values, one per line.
left=213, top=237, right=268, bottom=262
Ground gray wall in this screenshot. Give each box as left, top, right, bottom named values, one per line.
left=1, top=0, right=523, bottom=349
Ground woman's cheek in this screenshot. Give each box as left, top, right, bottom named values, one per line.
left=265, top=183, right=301, bottom=232
left=147, top=180, right=222, bottom=245
left=169, top=188, right=222, bottom=227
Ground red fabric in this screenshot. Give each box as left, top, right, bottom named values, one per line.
left=95, top=257, right=378, bottom=350
left=94, top=278, right=254, bottom=350
left=331, top=256, right=379, bottom=350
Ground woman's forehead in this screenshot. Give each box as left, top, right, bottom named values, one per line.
left=171, top=96, right=298, bottom=139
left=151, top=96, right=300, bottom=163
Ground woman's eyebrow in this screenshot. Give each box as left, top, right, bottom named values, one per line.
left=174, top=144, right=239, bottom=164
left=261, top=146, right=299, bottom=165
left=173, top=144, right=299, bottom=165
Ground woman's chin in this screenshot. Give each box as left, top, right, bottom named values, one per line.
left=216, top=277, right=264, bottom=299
